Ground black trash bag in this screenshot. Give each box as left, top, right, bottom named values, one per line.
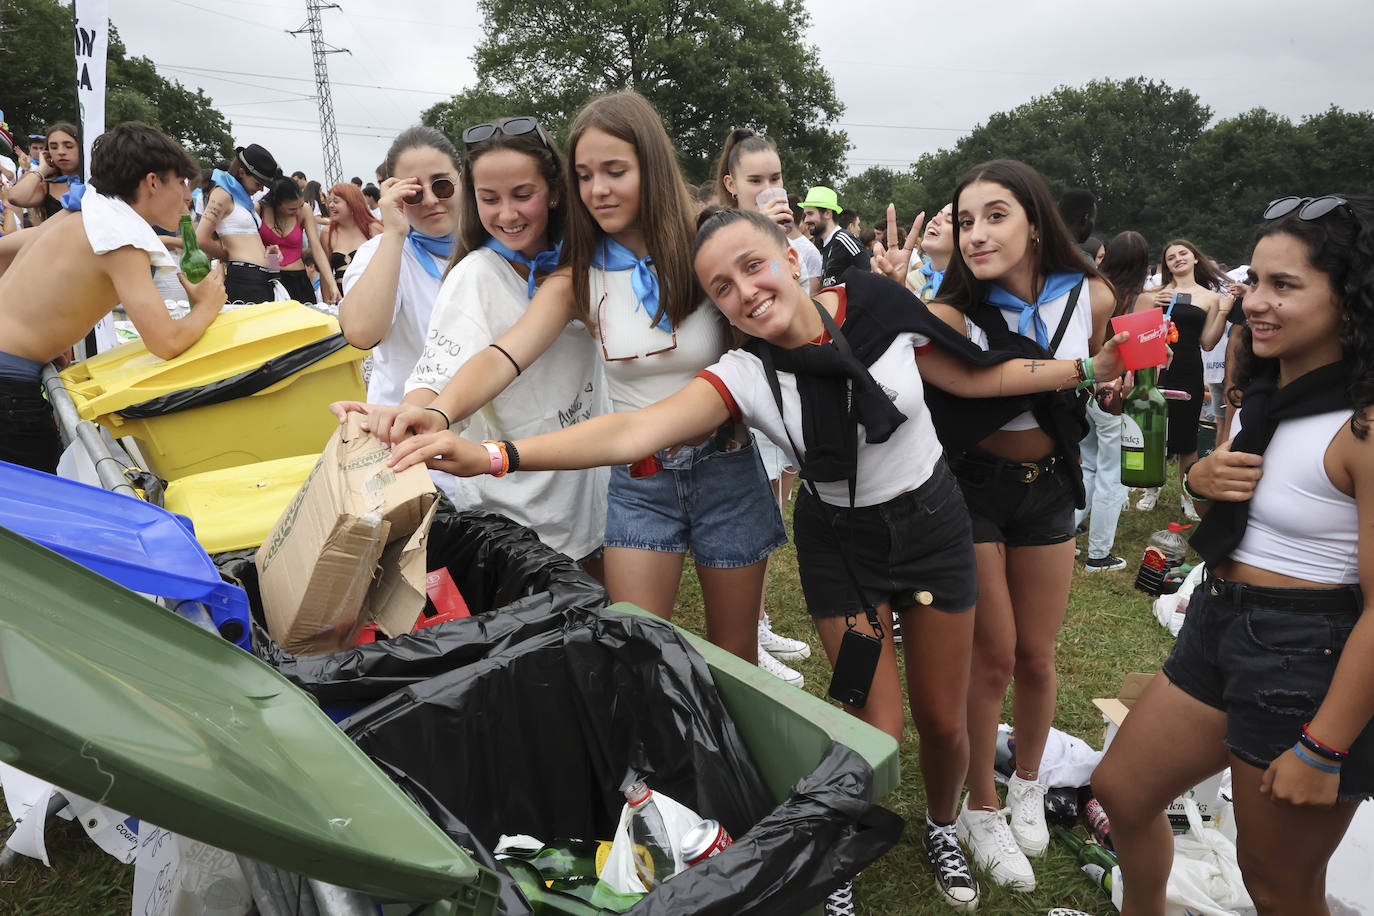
left=344, top=608, right=902, bottom=915
left=214, top=504, right=607, bottom=710
left=118, top=333, right=351, bottom=418
left=632, top=743, right=903, bottom=916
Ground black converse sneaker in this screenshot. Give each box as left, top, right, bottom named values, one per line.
left=925, top=817, right=980, bottom=910
left=824, top=879, right=855, bottom=916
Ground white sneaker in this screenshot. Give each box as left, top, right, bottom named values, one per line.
left=1006, top=774, right=1049, bottom=857
left=956, top=797, right=1035, bottom=891
left=1181, top=492, right=1200, bottom=521
left=759, top=614, right=810, bottom=660
left=757, top=645, right=803, bottom=687
left=1135, top=487, right=1160, bottom=510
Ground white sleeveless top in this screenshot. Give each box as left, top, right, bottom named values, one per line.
left=965, top=281, right=1093, bottom=431
left=1230, top=408, right=1359, bottom=584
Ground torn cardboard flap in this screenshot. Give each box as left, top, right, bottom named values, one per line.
left=257, top=415, right=438, bottom=656
left=1091, top=671, right=1154, bottom=729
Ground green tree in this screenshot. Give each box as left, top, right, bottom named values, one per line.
left=0, top=0, right=232, bottom=165
left=1297, top=106, right=1374, bottom=200
left=914, top=78, right=1212, bottom=250
left=428, top=0, right=846, bottom=186
left=836, top=166, right=927, bottom=229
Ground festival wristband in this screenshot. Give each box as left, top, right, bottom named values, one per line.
left=424, top=406, right=452, bottom=429
left=1074, top=357, right=1095, bottom=392
left=1182, top=467, right=1210, bottom=503
left=481, top=440, right=507, bottom=477
left=1292, top=743, right=1343, bottom=775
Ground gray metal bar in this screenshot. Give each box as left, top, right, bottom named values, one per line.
left=307, top=878, right=379, bottom=916
left=41, top=364, right=139, bottom=498
left=0, top=791, right=73, bottom=875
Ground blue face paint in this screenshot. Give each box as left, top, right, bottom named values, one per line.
left=770, top=259, right=782, bottom=277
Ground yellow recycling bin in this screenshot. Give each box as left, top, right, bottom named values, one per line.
left=60, top=302, right=365, bottom=480
left=163, top=453, right=321, bottom=554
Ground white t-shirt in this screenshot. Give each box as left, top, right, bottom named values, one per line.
left=591, top=265, right=727, bottom=411
left=789, top=235, right=822, bottom=287
left=342, top=233, right=445, bottom=405
left=406, top=248, right=610, bottom=558
left=700, top=306, right=942, bottom=507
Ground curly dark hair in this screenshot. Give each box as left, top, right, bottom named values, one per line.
left=1229, top=196, right=1374, bottom=439
left=88, top=122, right=199, bottom=202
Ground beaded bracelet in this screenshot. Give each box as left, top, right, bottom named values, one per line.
left=1300, top=722, right=1349, bottom=761
left=424, top=405, right=452, bottom=429
left=501, top=439, right=521, bottom=473
left=1293, top=743, right=1343, bottom=775
left=1074, top=357, right=1096, bottom=392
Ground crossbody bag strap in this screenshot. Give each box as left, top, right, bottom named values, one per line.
left=1047, top=278, right=1084, bottom=354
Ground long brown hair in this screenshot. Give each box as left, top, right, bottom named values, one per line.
left=450, top=118, right=567, bottom=270
left=714, top=128, right=776, bottom=207
left=1159, top=238, right=1228, bottom=291
left=1099, top=230, right=1150, bottom=318
left=564, top=91, right=701, bottom=330
left=326, top=183, right=380, bottom=249
left=937, top=158, right=1108, bottom=314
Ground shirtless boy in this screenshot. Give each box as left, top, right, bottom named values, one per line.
left=0, top=122, right=226, bottom=473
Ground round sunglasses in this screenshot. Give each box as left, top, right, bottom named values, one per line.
left=402, top=177, right=457, bottom=206
left=1262, top=195, right=1352, bottom=222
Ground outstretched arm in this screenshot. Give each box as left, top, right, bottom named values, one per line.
left=387, top=377, right=731, bottom=477
left=914, top=321, right=1130, bottom=398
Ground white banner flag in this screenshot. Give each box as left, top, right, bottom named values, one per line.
left=72, top=0, right=109, bottom=182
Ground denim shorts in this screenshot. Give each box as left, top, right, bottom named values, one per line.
left=0, top=377, right=62, bottom=474
left=1163, top=574, right=1372, bottom=801
left=604, top=431, right=786, bottom=568
left=948, top=447, right=1076, bottom=547
left=793, top=460, right=978, bottom=618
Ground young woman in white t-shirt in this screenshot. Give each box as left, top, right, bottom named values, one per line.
left=381, top=208, right=1129, bottom=911
left=343, top=91, right=786, bottom=667
left=335, top=117, right=609, bottom=567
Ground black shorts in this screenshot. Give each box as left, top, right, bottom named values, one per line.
left=0, top=377, right=62, bottom=474
left=793, top=459, right=978, bottom=618
left=1163, top=574, right=1372, bottom=802
left=276, top=268, right=316, bottom=304
left=948, top=447, right=1076, bottom=547
left=225, top=260, right=274, bottom=304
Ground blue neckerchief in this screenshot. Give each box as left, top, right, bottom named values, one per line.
left=593, top=236, right=668, bottom=332
left=919, top=259, right=944, bottom=297
left=483, top=237, right=563, bottom=299
left=407, top=229, right=455, bottom=280
left=61, top=182, right=87, bottom=211
left=985, top=271, right=1083, bottom=349
left=211, top=168, right=256, bottom=219
left=48, top=174, right=81, bottom=186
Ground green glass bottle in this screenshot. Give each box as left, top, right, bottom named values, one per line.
left=1052, top=825, right=1117, bottom=894
left=550, top=877, right=644, bottom=913
left=1120, top=366, right=1166, bottom=487
left=502, top=838, right=606, bottom=882
left=178, top=213, right=211, bottom=283
left=501, top=857, right=614, bottom=916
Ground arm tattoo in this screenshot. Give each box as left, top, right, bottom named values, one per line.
left=1026, top=360, right=1046, bottom=373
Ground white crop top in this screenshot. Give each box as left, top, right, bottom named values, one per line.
left=592, top=266, right=726, bottom=411
left=216, top=195, right=260, bottom=236
left=1229, top=408, right=1359, bottom=584
left=965, top=281, right=1093, bottom=431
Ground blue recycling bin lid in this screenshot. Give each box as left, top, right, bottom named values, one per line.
left=0, top=461, right=250, bottom=648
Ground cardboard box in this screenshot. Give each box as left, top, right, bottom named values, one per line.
left=1093, top=673, right=1225, bottom=831
left=256, top=414, right=438, bottom=655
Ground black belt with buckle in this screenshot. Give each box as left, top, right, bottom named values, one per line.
left=1204, top=574, right=1362, bottom=614
left=949, top=450, right=1062, bottom=485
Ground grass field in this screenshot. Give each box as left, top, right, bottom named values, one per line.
left=0, top=475, right=1197, bottom=915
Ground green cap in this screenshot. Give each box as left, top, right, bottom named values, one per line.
left=799, top=186, right=841, bottom=213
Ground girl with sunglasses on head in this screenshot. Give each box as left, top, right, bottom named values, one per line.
left=924, top=159, right=1116, bottom=892
left=375, top=206, right=1129, bottom=911
left=340, top=118, right=610, bottom=569
left=8, top=122, right=82, bottom=227
left=258, top=176, right=339, bottom=306
left=1093, top=195, right=1374, bottom=915
left=1131, top=237, right=1234, bottom=519
left=337, top=92, right=788, bottom=668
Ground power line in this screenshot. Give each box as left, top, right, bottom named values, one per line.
left=162, top=63, right=454, bottom=96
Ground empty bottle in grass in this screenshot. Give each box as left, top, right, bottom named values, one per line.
left=1052, top=825, right=1117, bottom=894
left=1120, top=366, right=1166, bottom=487
left=624, top=780, right=677, bottom=889
left=178, top=214, right=210, bottom=283
left=1084, top=797, right=1114, bottom=850
left=1134, top=522, right=1191, bottom=596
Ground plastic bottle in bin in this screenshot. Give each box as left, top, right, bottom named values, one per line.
left=1134, top=522, right=1191, bottom=596
left=624, top=780, right=678, bottom=889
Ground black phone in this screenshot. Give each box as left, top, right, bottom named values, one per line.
left=1173, top=292, right=1192, bottom=306
left=827, top=627, right=883, bottom=708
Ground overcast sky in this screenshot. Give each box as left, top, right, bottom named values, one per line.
left=107, top=0, right=1373, bottom=187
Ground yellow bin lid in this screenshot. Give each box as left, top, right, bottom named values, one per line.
left=164, top=453, right=322, bottom=554
left=59, top=302, right=361, bottom=420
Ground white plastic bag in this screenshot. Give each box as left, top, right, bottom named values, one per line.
left=1111, top=797, right=1255, bottom=916
left=1154, top=563, right=1206, bottom=636
left=601, top=788, right=703, bottom=894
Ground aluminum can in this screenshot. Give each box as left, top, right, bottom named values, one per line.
left=680, top=819, right=733, bottom=866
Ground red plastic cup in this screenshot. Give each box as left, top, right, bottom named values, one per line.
left=1110, top=308, right=1168, bottom=370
